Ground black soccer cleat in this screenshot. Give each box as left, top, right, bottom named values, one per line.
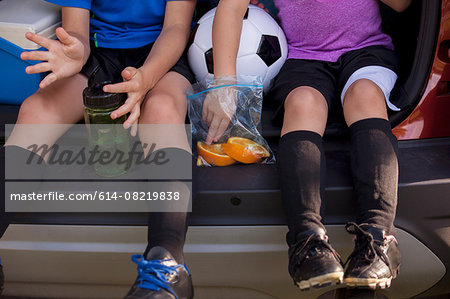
left=344, top=222, right=401, bottom=289
left=288, top=227, right=344, bottom=290
left=124, top=247, right=194, bottom=299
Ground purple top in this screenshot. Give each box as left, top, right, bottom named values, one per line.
left=275, top=0, right=393, bottom=62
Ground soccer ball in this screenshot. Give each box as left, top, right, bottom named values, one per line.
left=188, top=5, right=288, bottom=92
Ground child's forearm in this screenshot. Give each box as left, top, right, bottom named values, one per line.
left=61, top=7, right=90, bottom=64
left=139, top=0, right=196, bottom=91
left=140, top=25, right=190, bottom=90
left=380, top=0, right=411, bottom=12
left=212, top=0, right=250, bottom=78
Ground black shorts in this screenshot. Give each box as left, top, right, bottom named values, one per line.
left=269, top=45, right=399, bottom=120
left=81, top=42, right=196, bottom=85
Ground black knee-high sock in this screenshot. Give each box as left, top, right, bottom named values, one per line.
left=349, top=118, right=398, bottom=235
left=1, top=145, right=46, bottom=238
left=0, top=145, right=8, bottom=238
left=145, top=211, right=188, bottom=264
left=277, top=130, right=326, bottom=246
left=143, top=147, right=191, bottom=264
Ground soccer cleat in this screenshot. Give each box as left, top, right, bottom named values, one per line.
left=288, top=227, right=344, bottom=290
left=124, top=247, right=193, bottom=299
left=344, top=222, right=401, bottom=289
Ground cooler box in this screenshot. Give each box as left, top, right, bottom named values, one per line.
left=0, top=0, right=61, bottom=104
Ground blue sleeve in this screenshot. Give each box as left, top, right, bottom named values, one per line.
left=45, top=0, right=91, bottom=10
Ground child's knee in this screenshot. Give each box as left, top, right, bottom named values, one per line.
left=141, top=94, right=183, bottom=123
left=343, top=79, right=388, bottom=124
left=284, top=86, right=328, bottom=117
left=19, top=93, right=48, bottom=120
left=344, top=79, right=385, bottom=108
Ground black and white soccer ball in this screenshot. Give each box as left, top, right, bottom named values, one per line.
left=188, top=5, right=288, bottom=92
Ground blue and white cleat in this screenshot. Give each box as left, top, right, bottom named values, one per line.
left=124, top=247, right=193, bottom=299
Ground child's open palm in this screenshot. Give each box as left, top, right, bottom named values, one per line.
left=20, top=27, right=87, bottom=89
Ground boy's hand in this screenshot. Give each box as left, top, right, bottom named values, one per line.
left=202, top=85, right=237, bottom=144
left=103, top=67, right=150, bottom=136
left=20, top=27, right=87, bottom=88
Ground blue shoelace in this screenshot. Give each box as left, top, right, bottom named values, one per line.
left=131, top=254, right=187, bottom=299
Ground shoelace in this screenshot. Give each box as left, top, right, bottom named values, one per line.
left=131, top=254, right=187, bottom=299
left=291, top=233, right=342, bottom=266
left=345, top=222, right=393, bottom=275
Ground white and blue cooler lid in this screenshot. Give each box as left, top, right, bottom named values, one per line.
left=0, top=0, right=61, bottom=49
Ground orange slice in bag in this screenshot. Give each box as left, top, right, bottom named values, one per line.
left=221, top=137, right=270, bottom=164
left=197, top=141, right=236, bottom=166
left=196, top=156, right=206, bottom=167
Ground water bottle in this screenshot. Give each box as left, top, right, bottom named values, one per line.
left=83, top=81, right=130, bottom=177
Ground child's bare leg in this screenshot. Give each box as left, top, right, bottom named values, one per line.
left=279, top=86, right=328, bottom=233
left=0, top=74, right=86, bottom=241
left=138, top=71, right=192, bottom=155
left=342, top=78, right=397, bottom=232
left=342, top=78, right=400, bottom=288
left=343, top=78, right=388, bottom=126
left=138, top=71, right=192, bottom=265
left=5, top=74, right=87, bottom=157
left=279, top=86, right=343, bottom=289
left=281, top=86, right=328, bottom=137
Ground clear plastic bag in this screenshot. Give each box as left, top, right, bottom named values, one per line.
left=188, top=76, right=275, bottom=166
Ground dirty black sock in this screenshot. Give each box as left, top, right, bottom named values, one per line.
left=349, top=118, right=399, bottom=235
left=277, top=130, right=326, bottom=246
left=143, top=148, right=192, bottom=264
left=1, top=145, right=46, bottom=238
